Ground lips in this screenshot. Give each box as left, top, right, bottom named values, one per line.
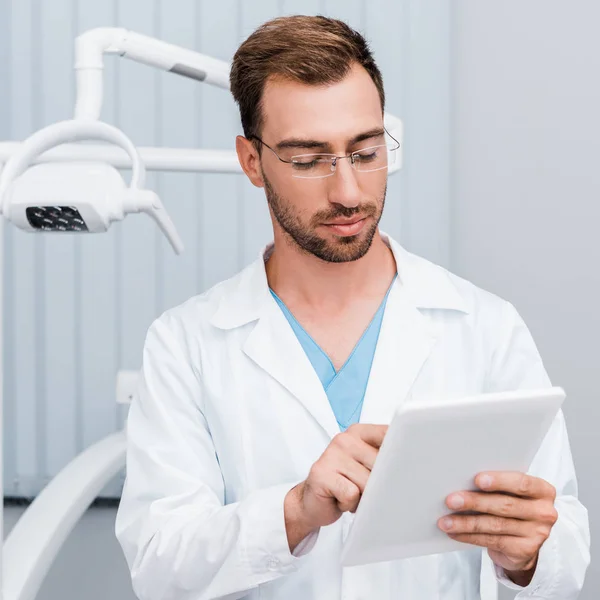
left=324, top=218, right=363, bottom=226
left=322, top=217, right=367, bottom=236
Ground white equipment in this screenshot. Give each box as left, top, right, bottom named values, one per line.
left=0, top=122, right=183, bottom=253
left=0, top=27, right=404, bottom=600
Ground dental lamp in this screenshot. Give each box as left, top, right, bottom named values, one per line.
left=0, top=121, right=184, bottom=253
left=0, top=27, right=405, bottom=600
left=0, top=28, right=233, bottom=255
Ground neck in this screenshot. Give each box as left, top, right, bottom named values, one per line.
left=265, top=229, right=397, bottom=310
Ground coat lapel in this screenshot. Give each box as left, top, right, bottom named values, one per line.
left=359, top=281, right=440, bottom=425
left=360, top=235, right=470, bottom=424
left=242, top=298, right=341, bottom=440
left=210, top=249, right=340, bottom=440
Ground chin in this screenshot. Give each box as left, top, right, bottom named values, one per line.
left=318, top=234, right=374, bottom=263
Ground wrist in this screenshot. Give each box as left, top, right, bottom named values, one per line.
left=504, top=556, right=538, bottom=587
left=284, top=482, right=317, bottom=553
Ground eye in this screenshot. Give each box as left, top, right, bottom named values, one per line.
left=291, top=156, right=328, bottom=170
left=292, top=159, right=318, bottom=170
left=353, top=148, right=380, bottom=162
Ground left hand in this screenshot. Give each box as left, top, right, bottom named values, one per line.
left=437, top=472, right=558, bottom=580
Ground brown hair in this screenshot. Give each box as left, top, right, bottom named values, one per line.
left=230, top=15, right=385, bottom=141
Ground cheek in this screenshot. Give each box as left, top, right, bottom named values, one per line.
left=364, top=174, right=387, bottom=200
left=284, top=183, right=327, bottom=214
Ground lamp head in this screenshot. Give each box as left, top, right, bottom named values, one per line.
left=0, top=119, right=183, bottom=253
left=4, top=162, right=126, bottom=233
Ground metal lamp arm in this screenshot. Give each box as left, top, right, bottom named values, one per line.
left=74, top=27, right=231, bottom=120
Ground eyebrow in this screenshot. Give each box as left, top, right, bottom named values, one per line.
left=275, top=127, right=386, bottom=152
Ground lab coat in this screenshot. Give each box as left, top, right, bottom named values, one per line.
left=115, top=233, right=590, bottom=600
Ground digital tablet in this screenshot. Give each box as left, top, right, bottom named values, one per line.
left=340, top=386, right=565, bottom=567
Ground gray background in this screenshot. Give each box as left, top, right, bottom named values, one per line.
left=452, top=3, right=599, bottom=597
left=2, top=1, right=596, bottom=599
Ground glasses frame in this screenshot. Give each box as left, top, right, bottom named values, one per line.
left=249, top=128, right=401, bottom=179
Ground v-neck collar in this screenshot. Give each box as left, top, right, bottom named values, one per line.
left=269, top=273, right=397, bottom=376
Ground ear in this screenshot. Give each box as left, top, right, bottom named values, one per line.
left=236, top=135, right=264, bottom=188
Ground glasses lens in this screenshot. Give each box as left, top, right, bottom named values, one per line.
left=288, top=142, right=400, bottom=179
left=353, top=144, right=396, bottom=172
left=290, top=155, right=334, bottom=179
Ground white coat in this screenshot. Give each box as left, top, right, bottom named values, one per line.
left=115, top=233, right=590, bottom=600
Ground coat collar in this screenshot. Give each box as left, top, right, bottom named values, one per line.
left=209, top=232, right=468, bottom=330
left=210, top=232, right=470, bottom=439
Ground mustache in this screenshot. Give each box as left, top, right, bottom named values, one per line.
left=311, top=203, right=378, bottom=224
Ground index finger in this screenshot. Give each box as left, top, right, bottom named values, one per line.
left=346, top=424, right=389, bottom=449
left=475, top=471, right=556, bottom=500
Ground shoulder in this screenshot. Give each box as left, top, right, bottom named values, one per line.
left=395, top=244, right=531, bottom=362
left=405, top=250, right=548, bottom=388
left=394, top=240, right=514, bottom=324
left=146, top=260, right=256, bottom=348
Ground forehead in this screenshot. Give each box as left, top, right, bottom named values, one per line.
left=260, top=63, right=383, bottom=142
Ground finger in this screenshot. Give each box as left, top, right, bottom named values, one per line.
left=446, top=492, right=549, bottom=521
left=332, top=473, right=362, bottom=513
left=346, top=423, right=388, bottom=449
left=445, top=533, right=516, bottom=554
left=331, top=430, right=381, bottom=470
left=474, top=472, right=556, bottom=500
left=336, top=455, right=372, bottom=493
left=438, top=514, right=535, bottom=537
left=447, top=533, right=538, bottom=562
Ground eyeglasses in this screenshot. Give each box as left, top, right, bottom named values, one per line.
left=250, top=130, right=401, bottom=179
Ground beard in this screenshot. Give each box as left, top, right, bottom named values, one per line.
left=262, top=171, right=386, bottom=263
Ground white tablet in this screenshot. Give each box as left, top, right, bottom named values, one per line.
left=340, top=386, right=565, bottom=567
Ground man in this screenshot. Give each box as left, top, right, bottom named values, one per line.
left=115, top=15, right=590, bottom=600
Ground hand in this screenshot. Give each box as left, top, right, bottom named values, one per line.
left=437, top=472, right=558, bottom=585
left=284, top=424, right=388, bottom=552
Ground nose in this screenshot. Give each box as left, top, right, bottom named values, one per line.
left=326, top=156, right=361, bottom=208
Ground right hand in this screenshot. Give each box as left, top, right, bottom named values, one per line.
left=284, top=423, right=388, bottom=551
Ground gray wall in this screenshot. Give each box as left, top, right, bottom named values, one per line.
left=452, top=2, right=598, bottom=598
left=1, top=0, right=452, bottom=498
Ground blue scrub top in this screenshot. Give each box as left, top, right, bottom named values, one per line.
left=270, top=275, right=396, bottom=431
